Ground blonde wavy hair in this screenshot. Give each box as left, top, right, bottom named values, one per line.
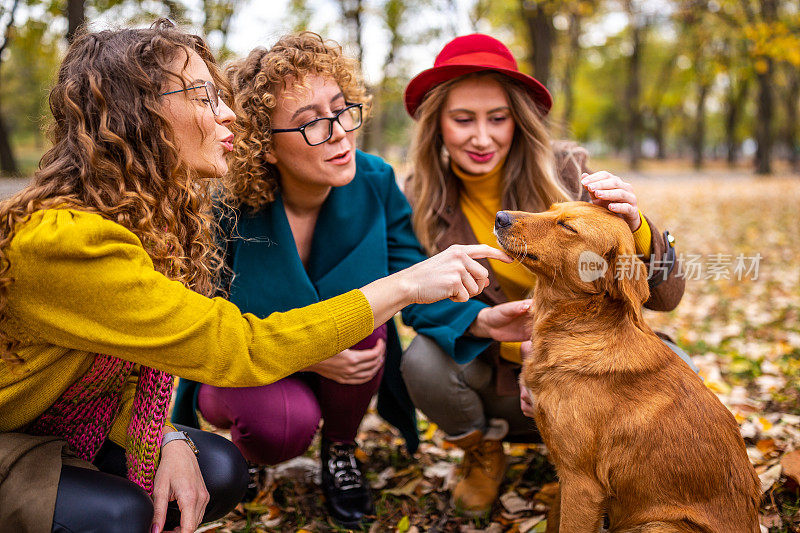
left=0, top=20, right=228, bottom=365
left=407, top=72, right=573, bottom=254
left=225, top=31, right=371, bottom=210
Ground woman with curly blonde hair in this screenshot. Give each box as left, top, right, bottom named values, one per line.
left=172, top=31, right=534, bottom=528
left=400, top=33, right=690, bottom=516
left=0, top=21, right=504, bottom=533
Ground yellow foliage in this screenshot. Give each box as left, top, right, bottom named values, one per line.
left=705, top=380, right=731, bottom=395
left=743, top=22, right=800, bottom=65
left=421, top=422, right=438, bottom=442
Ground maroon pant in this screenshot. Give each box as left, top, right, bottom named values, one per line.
left=197, top=325, right=386, bottom=465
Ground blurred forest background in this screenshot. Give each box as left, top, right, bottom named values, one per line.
left=0, top=0, right=796, bottom=177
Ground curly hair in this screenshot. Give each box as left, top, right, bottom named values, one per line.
left=407, top=72, right=573, bottom=254
left=225, top=31, right=371, bottom=211
left=0, top=19, right=230, bottom=365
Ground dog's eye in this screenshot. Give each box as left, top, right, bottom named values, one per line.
left=557, top=220, right=578, bottom=233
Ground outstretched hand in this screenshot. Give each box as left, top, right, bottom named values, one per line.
left=402, top=244, right=512, bottom=304
left=469, top=299, right=532, bottom=341
left=360, top=244, right=513, bottom=329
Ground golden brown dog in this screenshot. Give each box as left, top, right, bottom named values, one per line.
left=494, top=202, right=760, bottom=533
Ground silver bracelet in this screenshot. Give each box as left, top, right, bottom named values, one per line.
left=161, top=430, right=199, bottom=455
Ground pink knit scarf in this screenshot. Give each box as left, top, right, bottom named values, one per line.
left=26, top=353, right=173, bottom=495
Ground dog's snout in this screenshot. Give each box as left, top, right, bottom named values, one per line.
left=495, top=211, right=512, bottom=229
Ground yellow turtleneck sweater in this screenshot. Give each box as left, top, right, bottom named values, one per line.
left=453, top=161, right=653, bottom=363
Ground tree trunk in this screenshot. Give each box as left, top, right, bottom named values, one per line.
left=754, top=0, right=777, bottom=175
left=692, top=82, right=709, bottom=169
left=362, top=0, right=404, bottom=154
left=645, top=52, right=677, bottom=161
left=725, top=76, right=749, bottom=167
left=520, top=0, right=555, bottom=88
left=162, top=0, right=186, bottom=21
left=337, top=0, right=365, bottom=65
left=0, top=100, right=17, bottom=175
left=784, top=66, right=799, bottom=173
left=754, top=64, right=774, bottom=175
left=625, top=3, right=644, bottom=170
left=361, top=85, right=381, bottom=153
left=654, top=114, right=666, bottom=159
left=0, top=0, right=21, bottom=174
left=353, top=0, right=363, bottom=65
left=66, top=0, right=84, bottom=43
left=560, top=10, right=582, bottom=135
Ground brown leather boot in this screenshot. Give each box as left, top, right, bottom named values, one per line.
left=447, top=419, right=509, bottom=517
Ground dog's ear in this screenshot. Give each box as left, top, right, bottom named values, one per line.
left=600, top=245, right=650, bottom=307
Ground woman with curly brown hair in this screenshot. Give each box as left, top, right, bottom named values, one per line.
left=400, top=33, right=691, bottom=516
left=0, top=22, right=507, bottom=533
left=172, top=31, right=535, bottom=528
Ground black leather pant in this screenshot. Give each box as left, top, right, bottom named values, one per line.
left=51, top=425, right=248, bottom=533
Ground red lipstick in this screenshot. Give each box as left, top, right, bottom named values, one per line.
left=467, top=151, right=494, bottom=163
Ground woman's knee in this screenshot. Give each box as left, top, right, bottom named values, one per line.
left=401, top=335, right=482, bottom=399
left=177, top=426, right=249, bottom=521
left=227, top=380, right=321, bottom=465
left=400, top=335, right=452, bottom=387
left=236, top=411, right=320, bottom=465
left=52, top=465, right=153, bottom=533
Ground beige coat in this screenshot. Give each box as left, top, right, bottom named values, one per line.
left=0, top=433, right=95, bottom=532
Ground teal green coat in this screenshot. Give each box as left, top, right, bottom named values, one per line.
left=173, top=151, right=490, bottom=452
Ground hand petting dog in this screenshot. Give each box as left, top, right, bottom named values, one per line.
left=581, top=171, right=641, bottom=232
left=468, top=299, right=533, bottom=341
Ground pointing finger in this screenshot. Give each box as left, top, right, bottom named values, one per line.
left=461, top=244, right=513, bottom=263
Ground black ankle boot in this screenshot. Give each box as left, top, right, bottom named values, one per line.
left=320, top=439, right=374, bottom=528
left=241, top=461, right=265, bottom=503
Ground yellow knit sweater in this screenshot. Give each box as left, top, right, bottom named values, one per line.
left=453, top=162, right=653, bottom=363
left=0, top=209, right=373, bottom=446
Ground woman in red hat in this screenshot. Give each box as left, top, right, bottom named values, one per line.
left=400, top=33, right=690, bottom=516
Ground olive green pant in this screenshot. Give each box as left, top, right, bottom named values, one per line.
left=400, top=334, right=698, bottom=439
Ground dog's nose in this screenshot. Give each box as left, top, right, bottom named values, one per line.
left=495, top=211, right=512, bottom=229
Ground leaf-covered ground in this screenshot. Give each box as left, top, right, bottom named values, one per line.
left=201, top=170, right=800, bottom=533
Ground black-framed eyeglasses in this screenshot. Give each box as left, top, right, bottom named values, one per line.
left=271, top=103, right=363, bottom=146
left=160, top=80, right=223, bottom=116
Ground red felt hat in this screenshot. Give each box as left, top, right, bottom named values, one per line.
left=404, top=33, right=552, bottom=119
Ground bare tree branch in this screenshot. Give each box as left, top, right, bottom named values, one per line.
left=0, top=0, right=20, bottom=58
